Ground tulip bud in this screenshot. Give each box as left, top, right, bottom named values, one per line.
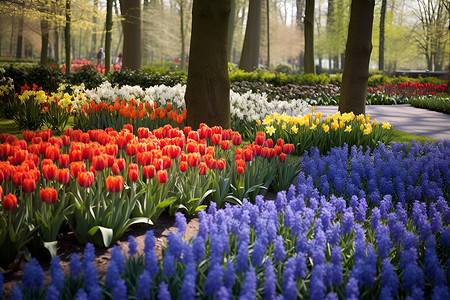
left=2, top=193, right=17, bottom=210
left=128, top=163, right=139, bottom=182
left=40, top=188, right=58, bottom=204
left=157, top=169, right=168, bottom=183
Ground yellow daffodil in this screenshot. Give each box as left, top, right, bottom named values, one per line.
left=345, top=125, right=352, bottom=132
left=382, top=122, right=392, bottom=130
left=282, top=124, right=286, bottom=130
left=373, top=119, right=377, bottom=126
left=315, top=112, right=322, bottom=119
left=310, top=124, right=316, bottom=130
left=331, top=121, right=339, bottom=131
left=316, top=118, right=320, bottom=125
left=257, top=120, right=261, bottom=126
left=291, top=125, right=298, bottom=134
left=266, top=125, right=276, bottom=136
left=311, top=106, right=315, bottom=112
left=360, top=124, right=364, bottom=131
left=326, top=114, right=330, bottom=123
left=339, top=121, right=344, bottom=129
left=356, top=114, right=364, bottom=121
left=363, top=127, right=372, bottom=135
left=322, top=124, right=330, bottom=132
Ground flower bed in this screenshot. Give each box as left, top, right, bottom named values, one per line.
left=2, top=140, right=449, bottom=299
left=0, top=124, right=297, bottom=268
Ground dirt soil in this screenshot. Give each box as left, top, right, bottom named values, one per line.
left=1, top=190, right=280, bottom=297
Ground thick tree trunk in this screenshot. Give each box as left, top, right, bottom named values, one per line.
left=16, top=15, right=24, bottom=59
left=185, top=0, right=231, bottom=129
left=379, top=0, right=386, bottom=71
left=304, top=0, right=315, bottom=74
left=65, top=0, right=71, bottom=74
left=239, top=0, right=262, bottom=71
left=40, top=16, right=49, bottom=65
left=120, top=0, right=142, bottom=70
left=91, top=0, right=98, bottom=59
left=227, top=0, right=236, bottom=62
left=339, top=0, right=375, bottom=115
left=105, top=0, right=113, bottom=74
left=266, top=0, right=270, bottom=68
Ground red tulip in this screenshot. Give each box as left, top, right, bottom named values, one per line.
left=106, top=175, right=124, bottom=193
left=14, top=149, right=28, bottom=165
left=57, top=168, right=70, bottom=184
left=236, top=159, right=245, bottom=175
left=69, top=149, right=83, bottom=162
left=186, top=142, right=199, bottom=154
left=2, top=193, right=17, bottom=210
left=70, top=161, right=86, bottom=178
left=232, top=133, right=242, bottom=146
left=43, top=163, right=58, bottom=180
left=22, top=130, right=36, bottom=142
left=179, top=161, right=187, bottom=172
left=22, top=178, right=36, bottom=193
left=187, top=152, right=201, bottom=167
left=276, top=138, right=285, bottom=147
left=187, top=131, right=199, bottom=142
left=143, top=165, right=156, bottom=179
left=78, top=171, right=95, bottom=188
left=112, top=162, right=121, bottom=175
left=198, top=162, right=208, bottom=175
left=116, top=158, right=126, bottom=171
left=80, top=133, right=90, bottom=144
left=279, top=152, right=287, bottom=163
left=92, top=155, right=106, bottom=171
left=0, top=143, right=11, bottom=158
left=183, top=126, right=192, bottom=137
left=12, top=140, right=27, bottom=151
left=128, top=163, right=139, bottom=182
left=106, top=143, right=118, bottom=156
left=211, top=134, right=222, bottom=146
left=61, top=135, right=70, bottom=147
left=221, top=140, right=230, bottom=151
left=27, top=144, right=41, bottom=156
left=0, top=185, right=2, bottom=199
left=282, top=144, right=295, bottom=154
left=126, top=143, right=138, bottom=157
left=264, top=139, right=274, bottom=148
left=58, top=154, right=70, bottom=168
left=243, top=148, right=253, bottom=162
left=40, top=187, right=57, bottom=204
left=217, top=158, right=225, bottom=170
left=255, top=132, right=265, bottom=146
left=138, top=127, right=151, bottom=139
left=157, top=169, right=168, bottom=183
left=167, top=145, right=182, bottom=159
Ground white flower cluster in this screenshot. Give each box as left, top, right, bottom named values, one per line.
left=79, top=81, right=310, bottom=123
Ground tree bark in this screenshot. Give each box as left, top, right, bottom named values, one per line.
left=339, top=0, right=375, bottom=115
left=105, top=0, right=113, bottom=74
left=185, top=0, right=231, bottom=129
left=379, top=0, right=386, bottom=71
left=266, top=0, right=270, bottom=69
left=91, top=0, right=98, bottom=59
left=296, top=0, right=304, bottom=71
left=239, top=0, right=262, bottom=71
left=120, top=0, right=142, bottom=70
left=16, top=14, right=24, bottom=58
left=227, top=0, right=236, bottom=62
left=40, top=15, right=49, bottom=65
left=179, top=0, right=186, bottom=70
left=65, top=0, right=71, bottom=74
left=304, top=0, right=315, bottom=74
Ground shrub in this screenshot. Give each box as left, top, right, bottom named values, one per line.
left=27, top=65, right=63, bottom=93
left=274, top=62, right=293, bottom=74
left=410, top=96, right=450, bottom=114
left=68, top=65, right=105, bottom=89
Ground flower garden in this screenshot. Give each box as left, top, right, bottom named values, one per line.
left=0, top=69, right=449, bottom=299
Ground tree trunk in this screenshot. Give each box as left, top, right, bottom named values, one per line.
left=54, top=25, right=59, bottom=64
left=304, top=0, right=315, bottom=74
left=91, top=0, right=98, bottom=59
left=326, top=0, right=334, bottom=70
left=40, top=16, right=49, bottom=65
left=65, top=0, right=71, bottom=74
left=120, top=0, right=142, bottom=70
left=296, top=0, right=304, bottom=72
left=266, top=0, right=270, bottom=69
left=185, top=0, right=231, bottom=129
left=179, top=0, right=186, bottom=70
left=339, top=0, right=375, bottom=115
left=16, top=15, right=24, bottom=58
left=105, top=0, right=113, bottom=74
left=227, top=0, right=236, bottom=62
left=239, top=0, right=262, bottom=71
left=379, top=0, right=386, bottom=71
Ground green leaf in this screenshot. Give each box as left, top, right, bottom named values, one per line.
left=88, top=226, right=114, bottom=247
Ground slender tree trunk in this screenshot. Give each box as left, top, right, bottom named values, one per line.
left=379, top=0, right=386, bottom=71
left=105, top=0, right=113, bottom=74
left=16, top=15, right=24, bottom=58
left=10, top=17, right=15, bottom=56
left=227, top=0, right=236, bottom=62
left=339, top=0, right=375, bottom=115
left=180, top=0, right=186, bottom=70
left=296, top=0, right=304, bottom=71
left=304, top=0, right=315, bottom=74
left=266, top=0, right=270, bottom=69
left=40, top=16, right=49, bottom=65
left=326, top=0, right=334, bottom=70
left=91, top=0, right=98, bottom=58
left=239, top=0, right=262, bottom=71
left=120, top=0, right=142, bottom=70
left=65, top=0, right=71, bottom=74
left=185, top=0, right=231, bottom=129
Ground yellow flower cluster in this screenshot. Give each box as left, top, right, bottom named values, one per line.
left=259, top=110, right=391, bottom=137
left=18, top=90, right=48, bottom=105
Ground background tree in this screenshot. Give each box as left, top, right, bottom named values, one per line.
left=303, top=0, right=314, bottom=73
left=185, top=0, right=231, bottom=129
left=239, top=0, right=262, bottom=71
left=296, top=0, right=304, bottom=71
left=104, top=0, right=113, bottom=74
left=378, top=0, right=386, bottom=71
left=65, top=0, right=71, bottom=74
left=339, top=0, right=375, bottom=115
left=120, top=0, right=142, bottom=70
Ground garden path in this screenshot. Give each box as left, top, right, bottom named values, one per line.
left=315, top=104, right=450, bottom=140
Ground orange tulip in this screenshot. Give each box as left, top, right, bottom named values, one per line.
left=128, top=163, right=139, bottom=182
left=106, top=175, right=124, bottom=193
left=143, top=165, right=156, bottom=179
left=2, top=193, right=17, bottom=210
left=22, top=178, right=36, bottom=193
left=78, top=171, right=95, bottom=188
left=157, top=169, right=168, bottom=183
left=43, top=163, right=58, bottom=180
left=57, top=168, right=70, bottom=184
left=40, top=187, right=58, bottom=204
